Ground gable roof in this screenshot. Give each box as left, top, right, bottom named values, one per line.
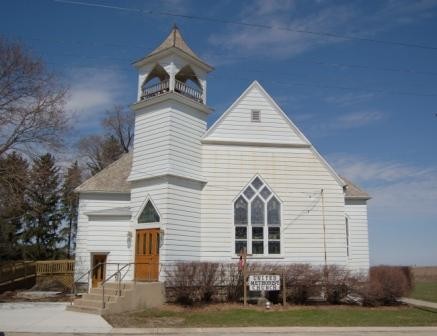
left=75, top=153, right=132, bottom=193
left=341, top=176, right=371, bottom=200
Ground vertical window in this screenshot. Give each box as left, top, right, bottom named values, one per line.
left=234, top=196, right=248, bottom=225
left=142, top=233, right=147, bottom=255
left=345, top=217, right=350, bottom=257
left=234, top=196, right=248, bottom=254
left=251, top=196, right=264, bottom=225
left=234, top=177, right=281, bottom=256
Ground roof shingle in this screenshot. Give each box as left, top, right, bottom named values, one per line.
left=75, top=153, right=132, bottom=193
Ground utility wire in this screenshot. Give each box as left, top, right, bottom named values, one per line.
left=53, top=0, right=437, bottom=51
left=14, top=33, right=437, bottom=77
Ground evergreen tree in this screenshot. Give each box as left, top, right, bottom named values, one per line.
left=61, top=161, right=82, bottom=258
left=22, top=153, right=63, bottom=260
left=0, top=152, right=28, bottom=260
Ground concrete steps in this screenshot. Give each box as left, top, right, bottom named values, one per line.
left=66, top=281, right=164, bottom=315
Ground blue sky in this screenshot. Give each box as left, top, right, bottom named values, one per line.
left=1, top=0, right=436, bottom=266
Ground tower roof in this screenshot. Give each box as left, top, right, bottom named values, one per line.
left=134, top=25, right=212, bottom=70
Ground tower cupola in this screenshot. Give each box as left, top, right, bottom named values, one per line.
left=133, top=25, right=213, bottom=104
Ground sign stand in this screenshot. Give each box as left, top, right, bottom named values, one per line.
left=240, top=248, right=248, bottom=306
left=282, top=267, right=286, bottom=306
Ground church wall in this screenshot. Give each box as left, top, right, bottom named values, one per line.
left=129, top=102, right=171, bottom=181
left=74, top=193, right=130, bottom=281
left=200, top=144, right=348, bottom=267
left=345, top=199, right=370, bottom=273
left=205, top=85, right=307, bottom=145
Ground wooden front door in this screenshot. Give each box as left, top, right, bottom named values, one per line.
left=91, top=254, right=107, bottom=288
left=135, top=229, right=160, bottom=281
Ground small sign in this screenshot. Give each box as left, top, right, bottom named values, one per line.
left=248, top=274, right=280, bottom=291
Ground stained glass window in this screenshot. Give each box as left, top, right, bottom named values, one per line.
left=260, top=186, right=271, bottom=199
left=251, top=177, right=263, bottom=190
left=251, top=196, right=264, bottom=225
left=234, top=196, right=248, bottom=225
left=138, top=200, right=160, bottom=223
left=267, top=197, right=280, bottom=225
left=243, top=186, right=255, bottom=200
left=234, top=177, right=281, bottom=256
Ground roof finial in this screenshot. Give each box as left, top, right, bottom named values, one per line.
left=172, top=22, right=178, bottom=30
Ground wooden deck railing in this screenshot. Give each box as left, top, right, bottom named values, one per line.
left=0, top=261, right=36, bottom=285
left=36, top=260, right=75, bottom=275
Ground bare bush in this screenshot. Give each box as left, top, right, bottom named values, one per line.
left=221, top=263, right=243, bottom=302
left=165, top=262, right=200, bottom=305
left=284, top=264, right=321, bottom=304
left=323, top=265, right=360, bottom=304
left=164, top=262, right=221, bottom=305
left=197, top=262, right=220, bottom=302
left=360, top=266, right=412, bottom=306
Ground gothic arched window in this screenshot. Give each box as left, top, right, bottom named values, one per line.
left=234, top=177, right=281, bottom=255
left=138, top=200, right=160, bottom=223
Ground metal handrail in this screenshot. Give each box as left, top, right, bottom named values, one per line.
left=71, top=262, right=102, bottom=295
left=99, top=262, right=161, bottom=309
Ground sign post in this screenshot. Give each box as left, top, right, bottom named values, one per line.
left=240, top=248, right=248, bottom=306
left=282, top=268, right=286, bottom=306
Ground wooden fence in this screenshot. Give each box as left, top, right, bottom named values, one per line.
left=0, top=260, right=75, bottom=293
left=35, top=260, right=75, bottom=289
left=0, top=261, right=36, bottom=292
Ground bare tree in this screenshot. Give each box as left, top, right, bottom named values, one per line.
left=78, top=134, right=124, bottom=175
left=102, top=105, right=134, bottom=153
left=0, top=36, right=68, bottom=157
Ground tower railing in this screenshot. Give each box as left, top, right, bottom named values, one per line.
left=141, top=79, right=170, bottom=100
left=174, top=80, right=203, bottom=103
left=140, top=79, right=203, bottom=104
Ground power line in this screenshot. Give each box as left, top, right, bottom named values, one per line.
left=15, top=35, right=437, bottom=77
left=53, top=0, right=437, bottom=51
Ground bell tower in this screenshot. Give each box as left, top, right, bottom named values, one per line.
left=128, top=25, right=213, bottom=182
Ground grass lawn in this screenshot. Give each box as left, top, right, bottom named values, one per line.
left=104, top=304, right=437, bottom=328
left=410, top=282, right=437, bottom=303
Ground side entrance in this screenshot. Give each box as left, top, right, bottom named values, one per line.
left=135, top=228, right=160, bottom=281
left=91, top=253, right=107, bottom=288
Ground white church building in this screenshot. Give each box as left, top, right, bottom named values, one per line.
left=74, top=27, right=370, bottom=285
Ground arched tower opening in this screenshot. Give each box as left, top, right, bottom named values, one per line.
left=141, top=64, right=170, bottom=100
left=175, top=65, right=203, bottom=103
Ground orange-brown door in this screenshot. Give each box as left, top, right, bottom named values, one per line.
left=91, top=254, right=107, bottom=288
left=135, top=229, right=160, bottom=281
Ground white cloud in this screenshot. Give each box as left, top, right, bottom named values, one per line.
left=330, top=154, right=433, bottom=183
left=310, top=110, right=386, bottom=135
left=207, top=0, right=437, bottom=61
left=324, top=92, right=375, bottom=106
left=336, top=110, right=384, bottom=128
left=329, top=154, right=437, bottom=216
left=64, top=67, right=131, bottom=130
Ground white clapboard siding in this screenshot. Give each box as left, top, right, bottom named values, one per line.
left=345, top=199, right=370, bottom=273
left=200, top=143, right=348, bottom=266
left=165, top=176, right=203, bottom=262
left=129, top=99, right=208, bottom=182
left=74, top=193, right=130, bottom=281
left=204, top=81, right=308, bottom=145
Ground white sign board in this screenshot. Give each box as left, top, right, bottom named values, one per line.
left=248, top=275, right=280, bottom=291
